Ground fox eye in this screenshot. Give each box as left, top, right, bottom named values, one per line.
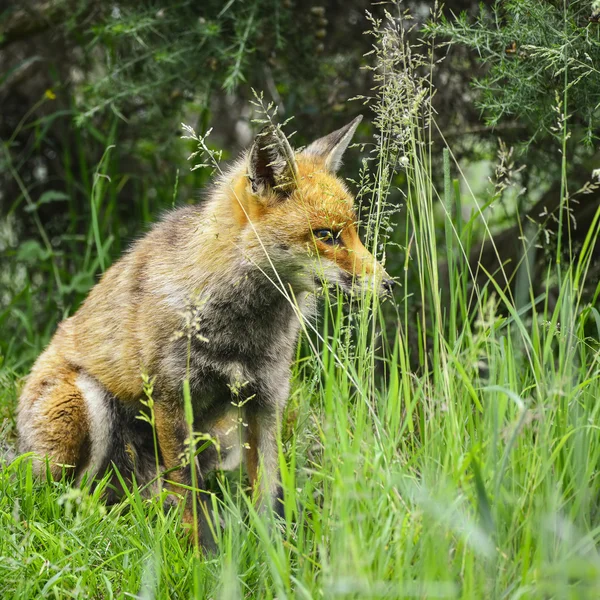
left=313, top=229, right=339, bottom=246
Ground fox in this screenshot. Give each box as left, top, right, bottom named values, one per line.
left=17, top=115, right=393, bottom=549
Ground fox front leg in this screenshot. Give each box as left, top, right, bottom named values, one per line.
left=244, top=405, right=285, bottom=519
left=154, top=401, right=216, bottom=552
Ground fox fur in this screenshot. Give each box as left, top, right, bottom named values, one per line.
left=17, top=116, right=391, bottom=548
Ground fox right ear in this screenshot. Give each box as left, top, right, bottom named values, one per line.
left=248, top=125, right=297, bottom=199
left=302, top=115, right=363, bottom=173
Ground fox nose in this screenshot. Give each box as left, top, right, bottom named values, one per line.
left=383, top=278, right=396, bottom=295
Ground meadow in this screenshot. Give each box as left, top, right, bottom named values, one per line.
left=2, top=3, right=600, bottom=599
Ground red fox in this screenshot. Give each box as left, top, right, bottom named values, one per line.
left=17, top=116, right=392, bottom=548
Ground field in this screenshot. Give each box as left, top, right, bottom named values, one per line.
left=2, top=3, right=600, bottom=599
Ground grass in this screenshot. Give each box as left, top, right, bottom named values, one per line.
left=2, top=7, right=600, bottom=600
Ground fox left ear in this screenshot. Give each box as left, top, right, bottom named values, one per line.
left=248, top=125, right=298, bottom=199
left=302, top=115, right=363, bottom=173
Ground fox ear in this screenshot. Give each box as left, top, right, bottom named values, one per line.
left=302, top=115, right=363, bottom=173
left=248, top=125, right=297, bottom=198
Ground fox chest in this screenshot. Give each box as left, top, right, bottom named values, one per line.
left=161, top=327, right=293, bottom=407
left=183, top=354, right=290, bottom=473
left=159, top=284, right=303, bottom=414
left=178, top=315, right=298, bottom=402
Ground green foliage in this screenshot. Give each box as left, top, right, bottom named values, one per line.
left=68, top=0, right=340, bottom=124
left=427, top=0, right=600, bottom=145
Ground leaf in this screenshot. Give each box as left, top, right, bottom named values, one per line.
left=25, top=190, right=69, bottom=212
left=16, top=240, right=50, bottom=262
left=63, top=272, right=95, bottom=295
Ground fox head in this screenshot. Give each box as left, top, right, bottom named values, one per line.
left=228, top=116, right=393, bottom=297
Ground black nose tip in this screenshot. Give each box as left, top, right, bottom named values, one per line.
left=383, top=278, right=396, bottom=294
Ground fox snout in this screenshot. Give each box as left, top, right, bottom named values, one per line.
left=321, top=246, right=394, bottom=298
left=308, top=229, right=395, bottom=298
left=350, top=257, right=395, bottom=297
left=342, top=238, right=394, bottom=298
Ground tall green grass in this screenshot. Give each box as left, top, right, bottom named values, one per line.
left=2, top=6, right=600, bottom=599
